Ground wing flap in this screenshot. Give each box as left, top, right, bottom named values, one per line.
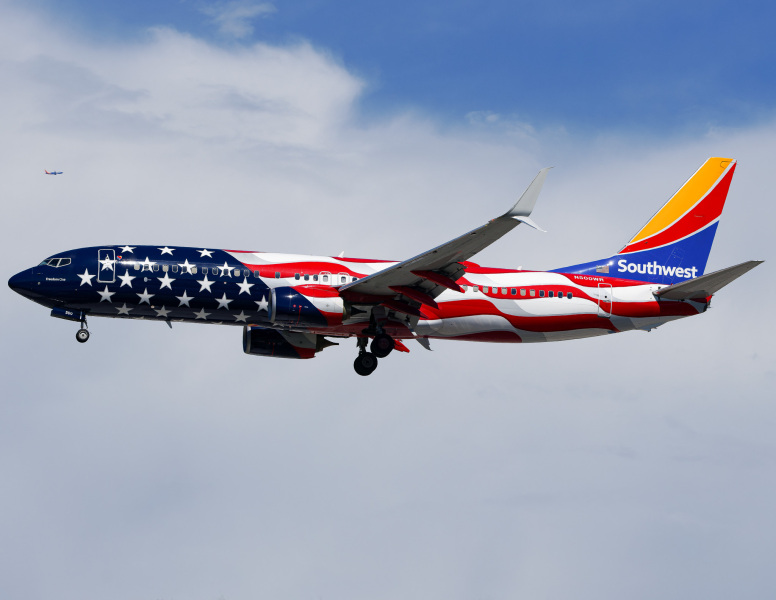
left=655, top=260, right=763, bottom=300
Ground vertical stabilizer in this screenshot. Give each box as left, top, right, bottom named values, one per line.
left=553, top=158, right=737, bottom=284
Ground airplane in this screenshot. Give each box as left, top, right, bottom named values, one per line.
left=9, top=157, right=762, bottom=376
left=44, top=170, right=63, bottom=175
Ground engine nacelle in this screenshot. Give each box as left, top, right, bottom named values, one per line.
left=269, top=286, right=349, bottom=327
left=242, top=326, right=336, bottom=359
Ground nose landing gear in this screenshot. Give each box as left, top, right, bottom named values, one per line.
left=75, top=318, right=90, bottom=343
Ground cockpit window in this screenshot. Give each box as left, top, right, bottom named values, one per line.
left=39, top=257, right=71, bottom=268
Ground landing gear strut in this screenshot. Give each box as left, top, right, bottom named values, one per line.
left=75, top=317, right=90, bottom=343
left=353, top=336, right=378, bottom=376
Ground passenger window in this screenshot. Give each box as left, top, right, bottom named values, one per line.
left=501, top=288, right=507, bottom=294
left=322, top=275, right=329, bottom=283
left=352, top=277, right=357, bottom=282
left=567, top=292, right=573, bottom=299
left=134, top=263, right=140, bottom=271
left=304, top=274, right=310, bottom=281
left=473, top=285, right=479, bottom=292
left=341, top=276, right=346, bottom=284
left=483, top=286, right=489, bottom=293
left=313, top=274, right=318, bottom=281
left=530, top=289, right=536, bottom=297
left=295, top=274, right=300, bottom=280
left=539, top=290, right=545, bottom=297
left=172, top=265, right=178, bottom=273
left=520, top=289, right=526, bottom=296
left=549, top=291, right=554, bottom=298
left=163, top=264, right=169, bottom=272
left=254, top=270, right=260, bottom=278
left=192, top=266, right=198, bottom=274
left=275, top=272, right=280, bottom=279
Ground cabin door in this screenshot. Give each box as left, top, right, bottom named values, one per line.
left=97, top=249, right=116, bottom=283
left=597, top=283, right=613, bottom=317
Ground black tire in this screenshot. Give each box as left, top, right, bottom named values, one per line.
left=370, top=334, right=394, bottom=358
left=76, top=329, right=90, bottom=343
left=354, top=352, right=378, bottom=376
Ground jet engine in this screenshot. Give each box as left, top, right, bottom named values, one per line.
left=269, top=287, right=350, bottom=327
left=242, top=326, right=337, bottom=359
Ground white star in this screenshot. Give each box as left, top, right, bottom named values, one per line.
left=97, top=285, right=115, bottom=303
left=194, top=307, right=210, bottom=320
left=236, top=277, right=254, bottom=295
left=234, top=311, right=249, bottom=323
left=140, top=257, right=156, bottom=272
left=178, top=259, right=195, bottom=274
left=99, top=253, right=115, bottom=272
left=176, top=290, right=194, bottom=307
left=78, top=268, right=95, bottom=287
left=198, top=248, right=214, bottom=258
left=118, top=270, right=136, bottom=288
left=255, top=295, right=269, bottom=312
left=116, top=303, right=132, bottom=315
left=119, top=246, right=135, bottom=253
left=137, top=288, right=154, bottom=304
left=154, top=306, right=172, bottom=318
left=198, top=275, right=214, bottom=293
left=158, top=246, right=175, bottom=255
left=218, top=262, right=233, bottom=277
left=215, top=293, right=233, bottom=309
left=157, top=273, right=176, bottom=290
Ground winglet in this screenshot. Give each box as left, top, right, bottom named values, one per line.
left=504, top=166, right=552, bottom=227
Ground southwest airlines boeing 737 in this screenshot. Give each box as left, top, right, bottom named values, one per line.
left=9, top=157, right=762, bottom=375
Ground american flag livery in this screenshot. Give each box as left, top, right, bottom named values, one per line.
left=9, top=158, right=763, bottom=375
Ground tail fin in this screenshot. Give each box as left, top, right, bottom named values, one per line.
left=554, top=158, right=737, bottom=284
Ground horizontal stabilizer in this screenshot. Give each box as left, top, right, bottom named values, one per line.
left=655, top=260, right=763, bottom=300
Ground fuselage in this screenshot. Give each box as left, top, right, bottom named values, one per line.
left=9, top=244, right=704, bottom=344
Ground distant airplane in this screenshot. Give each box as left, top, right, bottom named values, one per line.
left=9, top=158, right=762, bottom=376
left=44, top=170, right=63, bottom=175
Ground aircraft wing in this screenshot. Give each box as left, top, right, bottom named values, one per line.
left=655, top=260, right=763, bottom=300
left=338, top=168, right=551, bottom=308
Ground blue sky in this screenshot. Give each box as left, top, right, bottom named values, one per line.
left=28, top=0, right=776, bottom=133
left=1, top=2, right=774, bottom=600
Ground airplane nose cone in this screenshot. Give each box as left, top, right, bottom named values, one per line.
left=8, top=269, right=37, bottom=298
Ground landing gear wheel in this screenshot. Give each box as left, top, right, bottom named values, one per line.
left=354, top=352, right=378, bottom=376
left=76, top=329, right=90, bottom=343
left=370, top=333, right=395, bottom=358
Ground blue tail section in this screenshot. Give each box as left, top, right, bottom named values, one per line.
left=552, top=158, right=736, bottom=285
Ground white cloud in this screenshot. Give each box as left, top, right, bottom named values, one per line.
left=199, top=1, right=276, bottom=38
left=1, top=5, right=774, bottom=600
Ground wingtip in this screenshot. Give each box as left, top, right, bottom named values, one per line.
left=505, top=166, right=552, bottom=219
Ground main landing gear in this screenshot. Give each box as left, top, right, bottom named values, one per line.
left=353, top=333, right=395, bottom=376
left=75, top=318, right=90, bottom=343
